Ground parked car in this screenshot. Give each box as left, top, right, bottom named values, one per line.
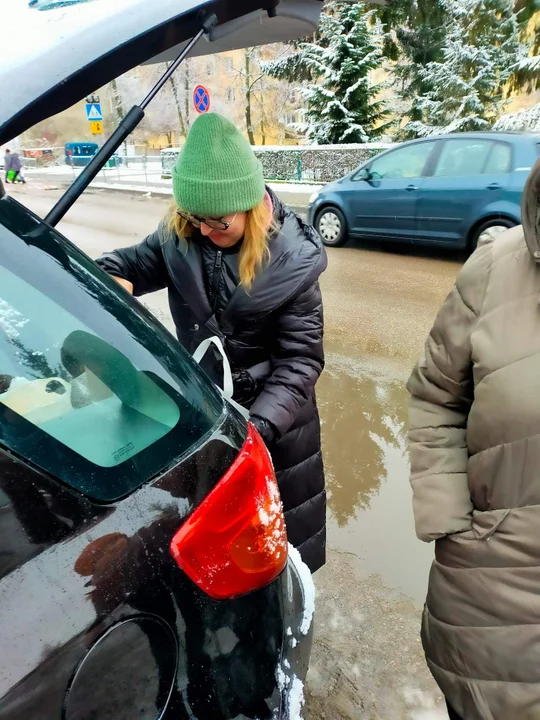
left=65, top=142, right=99, bottom=168
left=308, top=132, right=540, bottom=250
left=0, top=0, right=331, bottom=718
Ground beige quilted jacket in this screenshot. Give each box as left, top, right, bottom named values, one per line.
left=408, top=160, right=540, bottom=720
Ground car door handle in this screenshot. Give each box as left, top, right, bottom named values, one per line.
left=406, top=184, right=418, bottom=192
left=486, top=183, right=502, bottom=190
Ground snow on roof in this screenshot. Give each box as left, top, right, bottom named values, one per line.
left=493, top=104, right=540, bottom=133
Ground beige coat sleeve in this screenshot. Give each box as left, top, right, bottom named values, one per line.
left=407, top=243, right=493, bottom=542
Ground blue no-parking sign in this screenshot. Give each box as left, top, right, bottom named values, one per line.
left=193, top=85, right=211, bottom=114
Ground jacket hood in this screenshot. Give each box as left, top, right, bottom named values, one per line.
left=265, top=187, right=328, bottom=289
left=522, top=157, right=540, bottom=262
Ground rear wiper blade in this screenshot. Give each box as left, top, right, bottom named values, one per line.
left=45, top=11, right=218, bottom=228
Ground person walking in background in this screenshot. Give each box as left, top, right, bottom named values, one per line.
left=408, top=158, right=540, bottom=720
left=4, top=148, right=12, bottom=182
left=9, top=151, right=25, bottom=184
left=97, top=113, right=327, bottom=573
left=4, top=149, right=25, bottom=184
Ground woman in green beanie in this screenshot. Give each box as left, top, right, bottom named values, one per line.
left=97, top=113, right=327, bottom=572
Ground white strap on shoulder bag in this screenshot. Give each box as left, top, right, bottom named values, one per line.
left=192, top=335, right=249, bottom=420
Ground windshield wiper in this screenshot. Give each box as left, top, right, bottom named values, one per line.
left=45, top=11, right=217, bottom=228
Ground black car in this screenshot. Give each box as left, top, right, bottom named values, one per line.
left=0, top=1, right=333, bottom=718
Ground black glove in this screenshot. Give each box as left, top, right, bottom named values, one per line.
left=250, top=415, right=277, bottom=446
left=232, top=368, right=259, bottom=407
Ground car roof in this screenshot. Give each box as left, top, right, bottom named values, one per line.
left=409, top=131, right=540, bottom=143
left=1, top=0, right=386, bottom=145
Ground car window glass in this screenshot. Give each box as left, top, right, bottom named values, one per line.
left=0, top=214, right=224, bottom=502
left=484, top=143, right=512, bottom=174
left=369, top=142, right=437, bottom=180
left=434, top=140, right=492, bottom=178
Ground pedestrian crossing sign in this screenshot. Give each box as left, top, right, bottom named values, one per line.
left=90, top=120, right=103, bottom=135
left=85, top=103, right=103, bottom=121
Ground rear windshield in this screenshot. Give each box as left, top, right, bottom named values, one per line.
left=0, top=197, right=223, bottom=501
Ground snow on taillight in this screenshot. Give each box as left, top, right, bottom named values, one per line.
left=170, top=423, right=288, bottom=600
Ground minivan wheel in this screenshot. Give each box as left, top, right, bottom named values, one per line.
left=316, top=207, right=348, bottom=247
left=471, top=218, right=515, bottom=251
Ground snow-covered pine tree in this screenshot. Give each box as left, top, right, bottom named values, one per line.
left=406, top=0, right=525, bottom=137
left=370, top=0, right=450, bottom=140
left=264, top=4, right=390, bottom=144
left=513, top=0, right=540, bottom=91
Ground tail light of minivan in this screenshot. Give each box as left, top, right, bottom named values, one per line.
left=170, top=423, right=288, bottom=600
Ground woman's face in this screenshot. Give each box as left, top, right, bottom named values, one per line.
left=199, top=212, right=247, bottom=249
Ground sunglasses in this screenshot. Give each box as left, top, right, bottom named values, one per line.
left=176, top=210, right=237, bottom=231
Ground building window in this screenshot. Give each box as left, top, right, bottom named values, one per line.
left=226, top=88, right=235, bottom=103
left=224, top=57, right=234, bottom=73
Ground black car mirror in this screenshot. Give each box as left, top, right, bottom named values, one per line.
left=353, top=167, right=372, bottom=182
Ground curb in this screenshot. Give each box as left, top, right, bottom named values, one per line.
left=90, top=182, right=173, bottom=197
left=89, top=181, right=322, bottom=200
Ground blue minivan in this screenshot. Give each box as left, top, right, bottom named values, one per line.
left=65, top=142, right=99, bottom=167
left=308, top=132, right=540, bottom=250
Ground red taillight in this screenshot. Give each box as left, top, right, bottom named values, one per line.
left=170, top=423, right=288, bottom=600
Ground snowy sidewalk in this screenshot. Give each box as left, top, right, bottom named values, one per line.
left=23, top=165, right=324, bottom=207
left=88, top=178, right=325, bottom=207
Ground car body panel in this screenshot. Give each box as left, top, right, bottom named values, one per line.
left=414, top=171, right=512, bottom=244
left=309, top=132, right=540, bottom=250
left=346, top=176, right=425, bottom=240
left=0, top=192, right=312, bottom=719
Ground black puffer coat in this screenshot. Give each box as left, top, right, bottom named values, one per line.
left=97, top=192, right=327, bottom=572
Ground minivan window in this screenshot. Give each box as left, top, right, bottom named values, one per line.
left=484, top=142, right=512, bottom=175
left=368, top=141, right=437, bottom=180
left=434, top=139, right=495, bottom=178
left=0, top=200, right=224, bottom=501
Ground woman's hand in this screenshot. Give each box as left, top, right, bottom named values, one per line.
left=250, top=416, right=277, bottom=446
left=112, top=276, right=134, bottom=294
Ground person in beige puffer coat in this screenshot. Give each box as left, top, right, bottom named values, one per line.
left=408, top=159, right=540, bottom=720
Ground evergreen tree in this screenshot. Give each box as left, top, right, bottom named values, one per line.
left=513, top=0, right=540, bottom=91
left=369, top=0, right=450, bottom=139
left=264, top=4, right=390, bottom=144
left=406, top=0, right=525, bottom=136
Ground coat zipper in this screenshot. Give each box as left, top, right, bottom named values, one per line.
left=211, top=250, right=223, bottom=314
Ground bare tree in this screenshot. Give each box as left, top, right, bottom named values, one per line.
left=167, top=62, right=187, bottom=138
left=236, top=45, right=295, bottom=145
left=108, top=78, right=129, bottom=156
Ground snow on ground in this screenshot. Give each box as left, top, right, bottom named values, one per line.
left=288, top=544, right=315, bottom=636
left=91, top=182, right=172, bottom=195
left=87, top=179, right=323, bottom=197
left=268, top=182, right=323, bottom=194
left=25, top=165, right=324, bottom=194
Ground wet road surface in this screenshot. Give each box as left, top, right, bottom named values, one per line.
left=11, top=185, right=463, bottom=718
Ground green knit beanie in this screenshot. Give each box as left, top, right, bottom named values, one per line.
left=172, top=113, right=265, bottom=217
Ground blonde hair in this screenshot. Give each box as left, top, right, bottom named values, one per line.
left=167, top=199, right=275, bottom=288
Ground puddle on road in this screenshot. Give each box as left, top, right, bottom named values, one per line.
left=317, top=356, right=434, bottom=605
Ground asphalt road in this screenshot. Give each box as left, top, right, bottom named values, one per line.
left=9, top=183, right=463, bottom=719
